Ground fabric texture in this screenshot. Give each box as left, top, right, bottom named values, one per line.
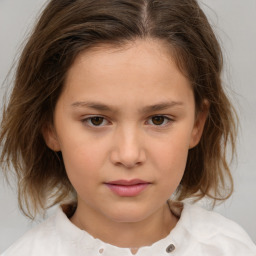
left=1, top=201, right=256, bottom=256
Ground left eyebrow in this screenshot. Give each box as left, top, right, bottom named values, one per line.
left=139, top=101, right=184, bottom=114
left=70, top=100, right=184, bottom=114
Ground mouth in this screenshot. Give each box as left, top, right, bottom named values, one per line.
left=104, top=179, right=151, bottom=197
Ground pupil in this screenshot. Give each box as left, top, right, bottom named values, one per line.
left=91, top=117, right=103, bottom=126
left=152, top=116, right=164, bottom=125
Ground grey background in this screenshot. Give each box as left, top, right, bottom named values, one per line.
left=0, top=0, right=256, bottom=252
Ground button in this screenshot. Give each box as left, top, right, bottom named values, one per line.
left=166, top=244, right=175, bottom=253
left=99, top=248, right=104, bottom=254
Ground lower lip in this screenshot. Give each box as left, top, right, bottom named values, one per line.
left=105, top=183, right=149, bottom=197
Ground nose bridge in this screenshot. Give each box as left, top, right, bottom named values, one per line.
left=111, top=123, right=145, bottom=168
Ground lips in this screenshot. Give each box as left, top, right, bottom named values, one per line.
left=105, top=179, right=151, bottom=197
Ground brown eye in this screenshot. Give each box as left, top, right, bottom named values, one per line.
left=82, top=116, right=109, bottom=127
left=90, top=117, right=104, bottom=126
left=148, top=115, right=172, bottom=126
left=152, top=116, right=165, bottom=125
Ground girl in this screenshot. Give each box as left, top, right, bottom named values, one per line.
left=1, top=0, right=256, bottom=255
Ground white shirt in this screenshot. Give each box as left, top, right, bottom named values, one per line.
left=1, top=201, right=256, bottom=256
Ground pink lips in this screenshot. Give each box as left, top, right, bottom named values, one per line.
left=105, top=179, right=150, bottom=197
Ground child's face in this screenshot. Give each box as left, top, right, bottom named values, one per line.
left=44, top=39, right=207, bottom=224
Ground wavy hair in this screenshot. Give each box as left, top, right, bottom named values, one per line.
left=0, top=0, right=237, bottom=218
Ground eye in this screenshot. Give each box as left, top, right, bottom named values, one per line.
left=82, top=116, right=109, bottom=127
left=147, top=115, right=173, bottom=126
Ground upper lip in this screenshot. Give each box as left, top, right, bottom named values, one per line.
left=105, top=179, right=150, bottom=186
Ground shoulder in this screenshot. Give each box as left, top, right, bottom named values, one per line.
left=1, top=207, right=72, bottom=256
left=1, top=216, right=58, bottom=256
left=175, top=202, right=256, bottom=255
left=182, top=203, right=248, bottom=238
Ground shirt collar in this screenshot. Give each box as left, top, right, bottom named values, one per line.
left=55, top=200, right=186, bottom=255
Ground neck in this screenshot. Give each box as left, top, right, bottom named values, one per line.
left=70, top=201, right=178, bottom=249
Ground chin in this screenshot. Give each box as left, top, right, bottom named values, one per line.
left=105, top=205, right=152, bottom=223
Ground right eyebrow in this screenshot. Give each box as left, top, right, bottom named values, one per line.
left=71, top=101, right=113, bottom=112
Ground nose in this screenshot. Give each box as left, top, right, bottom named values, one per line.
left=110, top=126, right=146, bottom=169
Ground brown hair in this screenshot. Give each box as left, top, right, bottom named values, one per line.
left=0, top=0, right=237, bottom=218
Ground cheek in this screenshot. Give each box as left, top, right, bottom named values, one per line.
left=155, top=148, right=188, bottom=198
left=152, top=130, right=191, bottom=168
left=60, top=144, right=104, bottom=200
left=57, top=124, right=107, bottom=171
left=150, top=130, right=191, bottom=189
left=60, top=139, right=107, bottom=187
left=156, top=145, right=188, bottom=183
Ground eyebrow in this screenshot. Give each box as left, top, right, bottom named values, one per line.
left=71, top=100, right=184, bottom=114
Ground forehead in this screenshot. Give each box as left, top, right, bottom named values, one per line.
left=68, top=39, right=174, bottom=75
left=61, top=39, right=193, bottom=110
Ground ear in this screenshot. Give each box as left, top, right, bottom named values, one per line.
left=189, top=100, right=209, bottom=149
left=42, top=123, right=61, bottom=151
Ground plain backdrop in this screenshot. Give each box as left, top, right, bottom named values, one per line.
left=0, top=0, right=256, bottom=252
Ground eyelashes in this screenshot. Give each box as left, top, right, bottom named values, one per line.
left=84, top=116, right=108, bottom=126
left=147, top=116, right=172, bottom=126
left=81, top=115, right=174, bottom=128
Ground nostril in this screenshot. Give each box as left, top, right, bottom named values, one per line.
left=120, top=160, right=142, bottom=169
left=110, top=146, right=146, bottom=169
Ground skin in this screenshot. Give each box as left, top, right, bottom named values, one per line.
left=43, top=39, right=208, bottom=249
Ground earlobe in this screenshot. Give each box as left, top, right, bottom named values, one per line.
left=42, top=123, right=61, bottom=151
left=189, top=100, right=209, bottom=149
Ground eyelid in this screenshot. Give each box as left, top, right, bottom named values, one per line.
left=146, top=115, right=174, bottom=126
left=81, top=115, right=111, bottom=127
left=81, top=114, right=174, bottom=128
